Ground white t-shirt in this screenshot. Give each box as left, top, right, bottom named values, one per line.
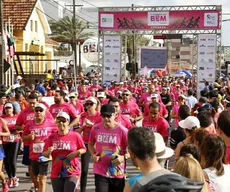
left=204, top=164, right=230, bottom=192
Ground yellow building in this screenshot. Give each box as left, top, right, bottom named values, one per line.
left=3, top=0, right=59, bottom=75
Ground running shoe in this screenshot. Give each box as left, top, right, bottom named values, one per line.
left=12, top=177, right=19, bottom=187
left=7, top=179, right=13, bottom=188
left=2, top=182, right=9, bottom=192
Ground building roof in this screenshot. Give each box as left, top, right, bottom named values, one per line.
left=3, top=0, right=38, bottom=30
left=45, top=36, right=59, bottom=46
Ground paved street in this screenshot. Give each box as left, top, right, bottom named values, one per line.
left=7, top=155, right=141, bottom=192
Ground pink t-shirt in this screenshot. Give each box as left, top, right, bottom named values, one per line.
left=172, top=104, right=180, bottom=127
left=71, top=102, right=84, bottom=115
left=139, top=92, right=152, bottom=104
left=226, top=146, right=230, bottom=164
left=49, top=103, right=78, bottom=119
left=2, top=115, right=20, bottom=143
left=78, top=91, right=91, bottom=100
left=89, top=85, right=102, bottom=92
left=89, top=122, right=128, bottom=178
left=43, top=131, right=86, bottom=178
left=24, top=119, right=58, bottom=161
left=115, top=114, right=132, bottom=129
left=17, top=107, right=54, bottom=146
left=144, top=102, right=168, bottom=117
left=100, top=98, right=109, bottom=106
left=0, top=106, right=3, bottom=116
left=142, top=116, right=169, bottom=137
left=120, top=102, right=141, bottom=119
left=80, top=111, right=102, bottom=143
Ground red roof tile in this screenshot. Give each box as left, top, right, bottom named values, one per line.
left=3, top=0, right=37, bottom=30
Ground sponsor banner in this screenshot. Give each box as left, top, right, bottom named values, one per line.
left=197, top=34, right=217, bottom=98
left=99, top=10, right=220, bottom=30
left=140, top=47, right=168, bottom=69
left=103, top=35, right=121, bottom=82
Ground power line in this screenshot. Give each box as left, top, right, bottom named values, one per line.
left=35, top=7, right=58, bottom=21
left=81, top=0, right=98, bottom=8
left=43, top=0, right=98, bottom=26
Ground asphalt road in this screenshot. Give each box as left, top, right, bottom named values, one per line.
left=7, top=155, right=141, bottom=192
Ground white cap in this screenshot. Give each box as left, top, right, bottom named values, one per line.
left=153, top=79, right=157, bottom=82
left=69, top=93, right=76, bottom=98
left=155, top=133, right=174, bottom=159
left=12, top=84, right=20, bottom=90
left=151, top=93, right=158, bottom=98
left=179, top=94, right=186, bottom=100
left=85, top=97, right=97, bottom=104
left=119, top=82, right=124, bottom=85
left=56, top=111, right=70, bottom=121
left=34, top=103, right=46, bottom=111
left=16, top=75, right=22, bottom=80
left=4, top=103, right=13, bottom=108
left=179, top=116, right=200, bottom=130
left=97, top=92, right=105, bottom=98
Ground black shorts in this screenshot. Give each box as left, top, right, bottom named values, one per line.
left=31, top=160, right=50, bottom=176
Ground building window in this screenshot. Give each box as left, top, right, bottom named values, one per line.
left=35, top=21, right=38, bottom=32
left=30, top=20, right=33, bottom=31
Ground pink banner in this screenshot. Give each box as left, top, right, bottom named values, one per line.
left=99, top=10, right=220, bottom=30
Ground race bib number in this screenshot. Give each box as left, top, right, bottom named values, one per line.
left=33, top=143, right=45, bottom=153
left=3, top=135, right=16, bottom=142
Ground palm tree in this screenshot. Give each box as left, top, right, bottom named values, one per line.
left=49, top=16, right=94, bottom=70
left=126, top=35, right=151, bottom=74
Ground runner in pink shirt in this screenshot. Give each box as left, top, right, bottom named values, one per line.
left=144, top=93, right=168, bottom=119
left=88, top=104, right=129, bottom=192
left=102, top=84, right=114, bottom=97
left=171, top=94, right=187, bottom=128
left=15, top=93, right=53, bottom=191
left=109, top=97, right=132, bottom=129
left=89, top=79, right=102, bottom=92
left=142, top=102, right=170, bottom=143
left=78, top=84, right=91, bottom=100
left=120, top=90, right=143, bottom=126
left=96, top=90, right=109, bottom=106
left=43, top=112, right=86, bottom=192
left=68, top=92, right=84, bottom=115
left=23, top=103, right=57, bottom=192
left=0, top=92, right=7, bottom=116
left=49, top=90, right=80, bottom=128
left=2, top=103, right=21, bottom=188
left=139, top=84, right=155, bottom=108
left=174, top=85, right=183, bottom=102
left=79, top=97, right=102, bottom=192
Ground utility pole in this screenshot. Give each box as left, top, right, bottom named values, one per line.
left=0, top=0, right=4, bottom=84
left=72, top=0, right=78, bottom=87
left=131, top=4, right=136, bottom=78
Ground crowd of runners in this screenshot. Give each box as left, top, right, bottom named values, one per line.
left=0, top=73, right=229, bottom=192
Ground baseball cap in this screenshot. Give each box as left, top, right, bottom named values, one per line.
left=100, top=104, right=115, bottom=116
left=4, top=103, right=13, bottom=108
left=179, top=94, right=186, bottom=100
left=179, top=116, right=200, bottom=130
left=34, top=103, right=46, bottom=111
left=56, top=111, right=70, bottom=121
left=151, top=93, right=158, bottom=98
left=202, top=103, right=212, bottom=110
left=162, top=87, right=167, bottom=90
left=155, top=133, right=174, bottom=159
left=68, top=93, right=76, bottom=98
left=97, top=91, right=105, bottom=98
left=16, top=76, right=22, bottom=80
left=85, top=97, right=97, bottom=104
left=119, top=82, right=124, bottom=85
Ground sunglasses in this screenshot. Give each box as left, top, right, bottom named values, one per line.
left=101, top=114, right=113, bottom=118
left=122, top=94, right=130, bottom=97
left=85, top=103, right=94, bottom=106
left=56, top=118, right=67, bottom=123
left=69, top=97, right=75, bottom=99
left=35, top=109, right=44, bottom=113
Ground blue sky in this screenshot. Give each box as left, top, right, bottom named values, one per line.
left=64, top=0, right=230, bottom=45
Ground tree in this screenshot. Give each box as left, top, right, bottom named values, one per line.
left=126, top=35, right=151, bottom=74
left=49, top=16, right=93, bottom=45
left=49, top=16, right=94, bottom=70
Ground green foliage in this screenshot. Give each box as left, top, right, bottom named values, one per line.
left=49, top=16, right=94, bottom=45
